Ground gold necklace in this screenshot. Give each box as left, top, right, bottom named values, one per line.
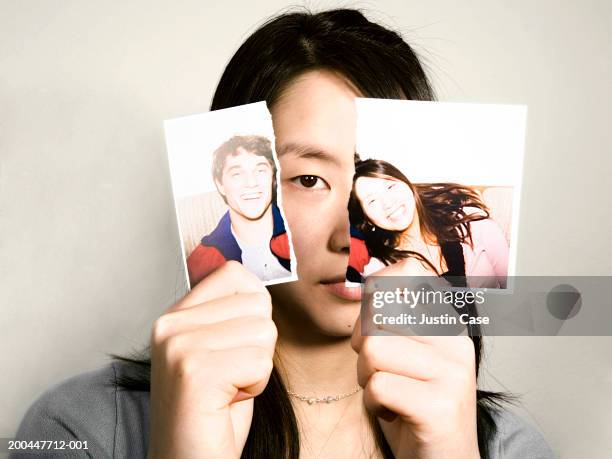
left=286, top=386, right=362, bottom=405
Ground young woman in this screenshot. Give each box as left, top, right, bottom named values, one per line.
left=348, top=159, right=510, bottom=288
left=14, top=9, right=552, bottom=459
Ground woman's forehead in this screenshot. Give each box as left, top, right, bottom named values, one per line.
left=356, top=175, right=395, bottom=187
left=270, top=70, right=357, bottom=165
left=355, top=175, right=395, bottom=199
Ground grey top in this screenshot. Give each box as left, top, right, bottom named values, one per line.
left=12, top=360, right=555, bottom=458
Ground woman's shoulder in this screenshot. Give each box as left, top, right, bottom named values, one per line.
left=487, top=407, right=555, bottom=458
left=13, top=360, right=149, bottom=458
left=14, top=362, right=553, bottom=459
left=468, top=216, right=504, bottom=236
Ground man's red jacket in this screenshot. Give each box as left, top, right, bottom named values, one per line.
left=186, top=202, right=291, bottom=287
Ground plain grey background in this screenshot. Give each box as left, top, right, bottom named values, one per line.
left=2, top=1, right=611, bottom=457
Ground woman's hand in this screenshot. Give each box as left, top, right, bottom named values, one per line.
left=351, top=316, right=480, bottom=459
left=147, top=261, right=277, bottom=459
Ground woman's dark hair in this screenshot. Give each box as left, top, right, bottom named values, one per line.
left=348, top=158, right=490, bottom=270
left=114, top=8, right=513, bottom=458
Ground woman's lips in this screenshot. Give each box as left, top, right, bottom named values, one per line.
left=321, top=280, right=362, bottom=301
left=386, top=204, right=405, bottom=220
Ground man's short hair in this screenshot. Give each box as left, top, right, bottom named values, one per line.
left=212, top=135, right=276, bottom=183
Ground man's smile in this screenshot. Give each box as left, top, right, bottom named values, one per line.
left=241, top=191, right=263, bottom=200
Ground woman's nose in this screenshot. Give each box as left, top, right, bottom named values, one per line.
left=328, top=186, right=352, bottom=254
left=327, top=205, right=351, bottom=254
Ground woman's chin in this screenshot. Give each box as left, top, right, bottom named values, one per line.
left=285, top=302, right=360, bottom=338
left=384, top=218, right=412, bottom=232
left=309, top=302, right=361, bottom=337
left=269, top=281, right=361, bottom=338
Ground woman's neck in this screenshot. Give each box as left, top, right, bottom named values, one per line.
left=397, top=215, right=445, bottom=273
left=273, top=330, right=359, bottom=397
left=272, top=329, right=380, bottom=458
left=397, top=212, right=430, bottom=251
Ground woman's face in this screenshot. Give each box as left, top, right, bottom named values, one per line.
left=267, top=70, right=360, bottom=337
left=354, top=175, right=416, bottom=231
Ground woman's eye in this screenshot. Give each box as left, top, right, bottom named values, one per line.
left=290, top=175, right=328, bottom=190
left=387, top=183, right=395, bottom=189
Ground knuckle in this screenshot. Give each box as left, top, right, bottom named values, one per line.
left=368, top=371, right=388, bottom=400
left=162, top=333, right=187, bottom=364
left=448, top=362, right=475, bottom=388
left=221, top=260, right=263, bottom=289
left=219, top=260, right=243, bottom=280
left=251, top=317, right=278, bottom=345
left=225, top=260, right=253, bottom=280
left=251, top=348, right=273, bottom=375
left=457, top=336, right=476, bottom=360
left=268, top=321, right=279, bottom=344
left=360, top=337, right=381, bottom=362
left=251, top=292, right=272, bottom=315
left=175, top=351, right=201, bottom=378
left=242, top=346, right=273, bottom=378
left=151, top=314, right=174, bottom=344
left=224, top=260, right=243, bottom=272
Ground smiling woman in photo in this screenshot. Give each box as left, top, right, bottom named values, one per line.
left=349, top=158, right=510, bottom=288
left=13, top=8, right=551, bottom=459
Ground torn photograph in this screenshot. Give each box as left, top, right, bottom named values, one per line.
left=164, top=101, right=297, bottom=288
left=348, top=98, right=527, bottom=289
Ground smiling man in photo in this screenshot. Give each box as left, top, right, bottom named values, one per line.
left=186, top=135, right=291, bottom=286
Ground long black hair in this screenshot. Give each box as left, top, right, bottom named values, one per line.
left=115, top=8, right=512, bottom=458
left=348, top=158, right=490, bottom=270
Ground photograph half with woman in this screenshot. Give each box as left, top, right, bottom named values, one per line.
left=348, top=157, right=510, bottom=289
left=347, top=97, right=527, bottom=291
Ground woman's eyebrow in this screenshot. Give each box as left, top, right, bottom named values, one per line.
left=360, top=189, right=379, bottom=202
left=276, top=142, right=341, bottom=167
